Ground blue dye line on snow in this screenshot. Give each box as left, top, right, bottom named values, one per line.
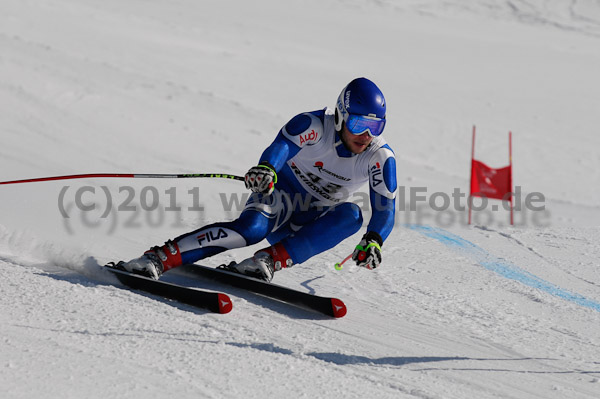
left=407, top=225, right=600, bottom=312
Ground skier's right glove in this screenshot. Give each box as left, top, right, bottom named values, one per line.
left=245, top=162, right=277, bottom=195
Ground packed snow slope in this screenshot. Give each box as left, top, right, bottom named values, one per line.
left=1, top=1, right=600, bottom=398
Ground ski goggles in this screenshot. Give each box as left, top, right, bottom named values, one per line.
left=344, top=113, right=386, bottom=137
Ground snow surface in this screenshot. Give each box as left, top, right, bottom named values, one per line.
left=1, top=0, right=600, bottom=398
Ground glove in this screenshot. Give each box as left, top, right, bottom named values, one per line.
left=352, top=231, right=383, bottom=270
left=245, top=162, right=277, bottom=195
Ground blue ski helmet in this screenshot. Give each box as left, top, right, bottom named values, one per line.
left=334, top=77, right=386, bottom=137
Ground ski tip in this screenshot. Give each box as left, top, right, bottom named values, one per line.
left=330, top=298, right=347, bottom=318
left=217, top=293, right=233, bottom=314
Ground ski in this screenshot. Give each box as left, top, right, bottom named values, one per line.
left=180, top=264, right=347, bottom=318
left=104, top=266, right=232, bottom=314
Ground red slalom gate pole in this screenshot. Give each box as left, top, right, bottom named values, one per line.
left=468, top=125, right=476, bottom=225
left=509, top=131, right=514, bottom=226
left=0, top=173, right=245, bottom=186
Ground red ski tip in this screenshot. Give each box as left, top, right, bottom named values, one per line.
left=330, top=298, right=347, bottom=318
left=217, top=293, right=233, bottom=314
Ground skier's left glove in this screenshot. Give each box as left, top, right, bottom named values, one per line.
left=352, top=231, right=383, bottom=270
left=245, top=161, right=277, bottom=195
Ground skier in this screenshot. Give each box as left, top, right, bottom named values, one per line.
left=114, top=77, right=397, bottom=281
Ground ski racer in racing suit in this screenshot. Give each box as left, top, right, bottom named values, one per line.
left=117, top=77, right=397, bottom=281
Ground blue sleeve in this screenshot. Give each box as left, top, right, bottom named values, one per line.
left=258, top=111, right=323, bottom=170
left=367, top=193, right=395, bottom=242
left=367, top=155, right=397, bottom=242
left=259, top=133, right=299, bottom=171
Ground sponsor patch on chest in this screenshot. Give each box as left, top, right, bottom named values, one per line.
left=313, top=161, right=351, bottom=181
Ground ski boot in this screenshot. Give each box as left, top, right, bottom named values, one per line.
left=220, top=243, right=293, bottom=282
left=107, top=240, right=182, bottom=280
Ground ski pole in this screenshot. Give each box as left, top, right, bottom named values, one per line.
left=0, top=173, right=245, bottom=186
left=334, top=253, right=353, bottom=270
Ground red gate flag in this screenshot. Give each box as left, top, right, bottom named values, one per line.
left=470, top=160, right=512, bottom=200
left=469, top=126, right=513, bottom=225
